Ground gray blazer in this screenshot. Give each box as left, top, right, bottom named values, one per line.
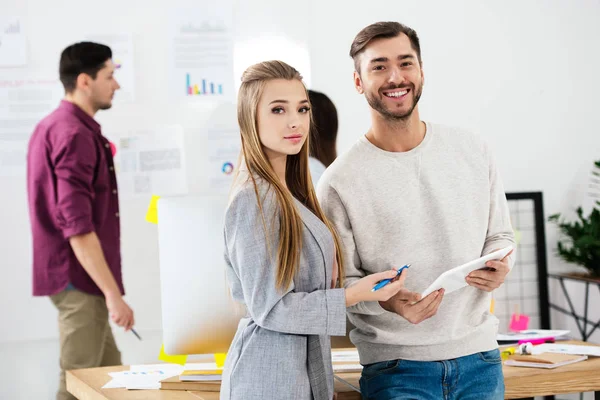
left=220, top=180, right=346, bottom=400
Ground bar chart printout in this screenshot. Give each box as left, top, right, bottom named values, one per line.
left=186, top=73, right=224, bottom=96
left=168, top=3, right=234, bottom=99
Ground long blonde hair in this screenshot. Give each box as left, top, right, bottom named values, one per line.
left=236, top=60, right=345, bottom=291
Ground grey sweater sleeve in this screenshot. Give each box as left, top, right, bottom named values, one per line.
left=317, top=182, right=386, bottom=316
left=481, top=143, right=516, bottom=267
left=224, top=186, right=347, bottom=336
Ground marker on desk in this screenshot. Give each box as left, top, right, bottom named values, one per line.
left=131, top=328, right=142, bottom=341
left=518, top=337, right=554, bottom=345
left=372, top=264, right=410, bottom=292
left=501, top=347, right=516, bottom=360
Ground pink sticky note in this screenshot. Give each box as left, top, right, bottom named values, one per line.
left=509, top=313, right=530, bottom=332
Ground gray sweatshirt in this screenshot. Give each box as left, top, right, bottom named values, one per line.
left=317, top=122, right=515, bottom=364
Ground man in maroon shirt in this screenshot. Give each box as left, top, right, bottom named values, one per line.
left=26, top=42, right=135, bottom=400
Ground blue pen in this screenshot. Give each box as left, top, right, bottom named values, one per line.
left=131, top=328, right=142, bottom=341
left=371, top=264, right=411, bottom=292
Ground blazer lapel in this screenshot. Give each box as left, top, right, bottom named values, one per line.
left=294, top=200, right=333, bottom=287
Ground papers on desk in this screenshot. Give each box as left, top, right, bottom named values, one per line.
left=332, top=349, right=360, bottom=363
left=332, top=349, right=362, bottom=373
left=533, top=343, right=600, bottom=357
left=497, top=329, right=570, bottom=342
left=333, top=364, right=364, bottom=373
left=103, top=370, right=176, bottom=390
left=102, top=378, right=129, bottom=389
left=180, top=369, right=223, bottom=382
left=102, top=362, right=220, bottom=390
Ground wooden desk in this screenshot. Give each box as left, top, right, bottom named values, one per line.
left=334, top=341, right=600, bottom=400
left=66, top=366, right=357, bottom=400
left=67, top=341, right=600, bottom=400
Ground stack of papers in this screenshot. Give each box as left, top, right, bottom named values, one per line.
left=533, top=343, right=600, bottom=357
left=496, top=329, right=570, bottom=342
left=180, top=369, right=223, bottom=382
left=102, top=362, right=220, bottom=390
left=332, top=349, right=362, bottom=373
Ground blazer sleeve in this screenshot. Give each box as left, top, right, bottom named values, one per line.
left=224, top=185, right=346, bottom=336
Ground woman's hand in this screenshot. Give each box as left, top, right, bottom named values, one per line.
left=345, top=268, right=406, bottom=307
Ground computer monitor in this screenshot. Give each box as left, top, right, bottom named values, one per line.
left=157, top=194, right=244, bottom=355
left=157, top=193, right=354, bottom=355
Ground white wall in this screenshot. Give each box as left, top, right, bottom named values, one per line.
left=0, top=0, right=312, bottom=398
left=0, top=0, right=312, bottom=342
left=0, top=0, right=599, bottom=399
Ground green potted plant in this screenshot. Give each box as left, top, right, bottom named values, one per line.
left=548, top=160, right=600, bottom=279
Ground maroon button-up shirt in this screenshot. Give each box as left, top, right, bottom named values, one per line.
left=27, top=100, right=124, bottom=297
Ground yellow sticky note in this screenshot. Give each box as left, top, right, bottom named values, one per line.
left=514, top=229, right=522, bottom=246
left=490, top=297, right=495, bottom=314
left=145, top=195, right=160, bottom=224
left=158, top=343, right=187, bottom=365
left=214, top=353, right=227, bottom=368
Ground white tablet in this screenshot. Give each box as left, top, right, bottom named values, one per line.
left=420, top=245, right=514, bottom=298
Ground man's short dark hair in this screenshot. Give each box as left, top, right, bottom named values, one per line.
left=59, top=42, right=112, bottom=93
left=349, top=21, right=422, bottom=74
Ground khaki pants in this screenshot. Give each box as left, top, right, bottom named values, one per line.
left=50, top=289, right=122, bottom=400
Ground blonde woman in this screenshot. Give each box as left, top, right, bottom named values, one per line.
left=220, top=60, right=406, bottom=400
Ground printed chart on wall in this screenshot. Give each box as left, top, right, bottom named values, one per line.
left=106, top=126, right=187, bottom=197
left=85, top=33, right=135, bottom=102
left=207, top=127, right=240, bottom=192
left=167, top=1, right=234, bottom=100
left=0, top=16, right=27, bottom=67
left=204, top=102, right=240, bottom=192
left=0, top=75, right=63, bottom=176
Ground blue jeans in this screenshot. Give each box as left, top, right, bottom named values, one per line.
left=359, top=349, right=504, bottom=400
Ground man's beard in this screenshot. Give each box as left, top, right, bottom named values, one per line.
left=365, top=82, right=422, bottom=122
left=96, top=101, right=113, bottom=111
left=92, top=93, right=114, bottom=111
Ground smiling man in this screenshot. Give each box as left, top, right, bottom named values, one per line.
left=317, top=22, right=515, bottom=399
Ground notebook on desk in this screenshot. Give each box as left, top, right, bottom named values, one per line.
left=160, top=375, right=221, bottom=391
left=180, top=369, right=223, bottom=382
left=505, top=352, right=588, bottom=369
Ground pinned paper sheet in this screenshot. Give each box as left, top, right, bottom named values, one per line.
left=145, top=195, right=160, bottom=224
left=214, top=353, right=227, bottom=368
left=158, top=343, right=187, bottom=365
